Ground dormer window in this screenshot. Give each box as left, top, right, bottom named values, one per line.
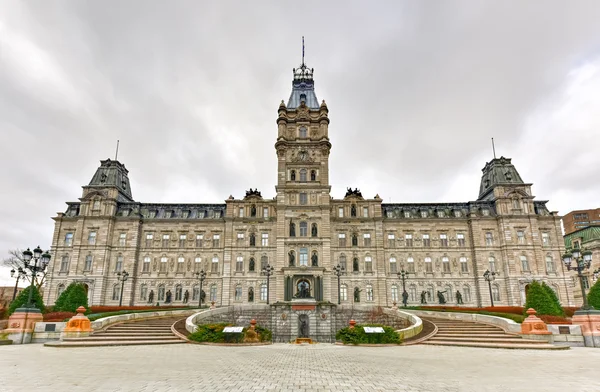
left=505, top=171, right=512, bottom=181
left=299, top=94, right=307, bottom=103
left=92, top=200, right=100, bottom=210
left=299, top=126, right=307, bottom=138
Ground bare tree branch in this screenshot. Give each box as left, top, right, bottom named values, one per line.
left=2, top=248, right=47, bottom=289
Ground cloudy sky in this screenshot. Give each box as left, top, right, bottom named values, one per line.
left=1, top=1, right=600, bottom=286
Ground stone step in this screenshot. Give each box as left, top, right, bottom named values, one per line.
left=94, top=333, right=175, bottom=337
left=106, top=327, right=172, bottom=332
left=435, top=325, right=501, bottom=329
left=421, top=340, right=568, bottom=350
left=434, top=333, right=517, bottom=339
left=435, top=329, right=504, bottom=334
left=45, top=339, right=185, bottom=347
left=429, top=336, right=546, bottom=344
left=64, top=336, right=180, bottom=342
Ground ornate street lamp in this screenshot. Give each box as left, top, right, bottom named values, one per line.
left=397, top=269, right=409, bottom=307
left=333, top=264, right=344, bottom=305
left=19, top=246, right=51, bottom=309
left=10, top=267, right=26, bottom=302
left=483, top=270, right=498, bottom=307
left=115, top=270, right=129, bottom=307
left=261, top=264, right=275, bottom=304
left=563, top=249, right=594, bottom=310
left=194, top=270, right=206, bottom=308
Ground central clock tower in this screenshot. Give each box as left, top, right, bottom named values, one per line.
left=274, top=61, right=333, bottom=302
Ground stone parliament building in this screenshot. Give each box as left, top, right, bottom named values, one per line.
left=45, top=60, right=574, bottom=310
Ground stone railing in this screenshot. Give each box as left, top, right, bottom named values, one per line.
left=383, top=308, right=423, bottom=340
left=91, top=309, right=199, bottom=331
left=186, top=305, right=271, bottom=334
left=404, top=309, right=522, bottom=334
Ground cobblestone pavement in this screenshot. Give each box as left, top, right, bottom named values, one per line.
left=1, top=343, right=599, bottom=392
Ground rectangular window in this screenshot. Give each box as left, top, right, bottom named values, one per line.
left=541, top=232, right=550, bottom=247
left=210, top=286, right=218, bottom=302
left=65, top=233, right=73, bottom=247
left=365, top=256, right=373, bottom=272
left=460, top=256, right=468, bottom=273
left=440, top=234, right=448, bottom=247
left=422, top=234, right=430, bottom=247
left=457, top=233, right=465, bottom=247
left=236, top=256, right=243, bottom=272
left=145, top=233, right=153, bottom=247
left=299, top=248, right=308, bottom=266
left=520, top=256, right=530, bottom=272
left=363, top=207, right=369, bottom=218
left=235, top=286, right=242, bottom=301
left=366, top=286, right=374, bottom=301
left=115, top=256, right=123, bottom=271
left=179, top=234, right=187, bottom=248
left=162, top=234, right=170, bottom=248
left=517, top=230, right=525, bottom=244
left=338, top=233, right=346, bottom=247
left=60, top=256, right=69, bottom=272
left=425, top=257, right=432, bottom=273
left=211, top=256, right=219, bottom=273
left=300, top=222, right=308, bottom=237
left=405, top=234, right=413, bottom=247
left=263, top=207, right=269, bottom=218
left=142, top=256, right=150, bottom=272
left=546, top=256, right=555, bottom=273
left=387, top=234, right=395, bottom=248
left=299, top=193, right=308, bottom=205
left=442, top=257, right=450, bottom=273
left=88, top=231, right=97, bottom=245
left=212, top=234, right=220, bottom=248
left=194, top=257, right=202, bottom=272
left=177, top=257, right=185, bottom=272
left=485, top=232, right=493, bottom=246
left=160, top=257, right=168, bottom=272
left=389, top=257, right=397, bottom=273
left=239, top=207, right=244, bottom=218
left=140, top=285, right=148, bottom=300
left=261, top=233, right=269, bottom=246
left=237, top=233, right=245, bottom=242
left=338, top=207, right=344, bottom=218
left=119, top=233, right=126, bottom=247
left=84, top=255, right=93, bottom=271
left=363, top=233, right=371, bottom=247
left=407, top=257, right=415, bottom=273
left=196, top=234, right=203, bottom=248
left=489, top=257, right=496, bottom=272
left=340, top=285, right=347, bottom=301
left=260, top=284, right=268, bottom=301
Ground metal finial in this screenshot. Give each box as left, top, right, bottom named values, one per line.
left=115, top=140, right=120, bottom=161
left=302, top=36, right=305, bottom=65
left=491, top=137, right=496, bottom=159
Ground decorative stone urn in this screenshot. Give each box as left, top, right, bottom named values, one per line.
left=62, top=306, right=92, bottom=339
left=520, top=308, right=551, bottom=335
left=349, top=319, right=356, bottom=329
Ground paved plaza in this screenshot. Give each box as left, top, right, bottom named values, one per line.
left=1, top=343, right=599, bottom=392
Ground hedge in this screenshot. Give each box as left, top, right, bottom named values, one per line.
left=588, top=278, right=600, bottom=309
left=336, top=324, right=401, bottom=345
left=188, top=323, right=272, bottom=343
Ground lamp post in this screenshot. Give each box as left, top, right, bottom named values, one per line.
left=20, top=246, right=52, bottom=308
left=262, top=264, right=275, bottom=304
left=483, top=269, right=498, bottom=307
left=397, top=269, right=409, bottom=307
left=10, top=268, right=25, bottom=301
left=194, top=270, right=206, bottom=308
left=563, top=249, right=594, bottom=310
left=115, top=270, right=129, bottom=307
left=333, top=264, right=344, bottom=305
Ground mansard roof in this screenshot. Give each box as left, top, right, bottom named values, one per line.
left=287, top=63, right=319, bottom=109
left=478, top=156, right=528, bottom=201
left=87, top=159, right=133, bottom=202
left=382, top=201, right=495, bottom=219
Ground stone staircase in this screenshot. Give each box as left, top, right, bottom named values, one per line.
left=45, top=317, right=186, bottom=347
left=421, top=318, right=568, bottom=350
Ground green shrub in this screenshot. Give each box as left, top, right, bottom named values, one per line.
left=588, top=278, right=600, bottom=309
left=541, top=282, right=564, bottom=316
left=8, top=285, right=45, bottom=315
left=53, top=283, right=88, bottom=313
left=255, top=325, right=272, bottom=342
left=336, top=324, right=401, bottom=345
left=188, top=323, right=272, bottom=343
left=524, top=281, right=563, bottom=316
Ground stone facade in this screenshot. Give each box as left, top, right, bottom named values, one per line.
left=44, top=60, right=574, bottom=309
left=563, top=226, right=600, bottom=304
left=562, top=208, right=600, bottom=235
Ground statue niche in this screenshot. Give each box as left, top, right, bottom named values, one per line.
left=311, top=223, right=317, bottom=237
left=351, top=205, right=357, bottom=217
left=290, top=221, right=296, bottom=237
left=289, top=251, right=295, bottom=267
left=249, top=233, right=256, bottom=246
left=294, top=279, right=311, bottom=299
left=352, top=234, right=358, bottom=247
left=353, top=257, right=359, bottom=272
left=311, top=252, right=318, bottom=267
left=249, top=258, right=255, bottom=272
left=250, top=205, right=257, bottom=217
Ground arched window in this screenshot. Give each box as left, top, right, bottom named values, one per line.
left=546, top=255, right=555, bottom=273
left=409, top=285, right=417, bottom=302
left=175, top=285, right=183, bottom=301
left=462, top=285, right=471, bottom=303
left=460, top=256, right=468, bottom=273
left=115, top=255, right=123, bottom=272
left=209, top=284, right=217, bottom=302
left=60, top=255, right=69, bottom=272
left=248, top=287, right=254, bottom=302
left=391, top=285, right=399, bottom=302
left=211, top=256, right=219, bottom=273
left=249, top=257, right=255, bottom=272
left=389, top=257, right=397, bottom=273
left=192, top=285, right=199, bottom=301
left=158, top=285, right=165, bottom=301
left=299, top=222, right=308, bottom=236
left=311, top=223, right=318, bottom=237
left=492, top=285, right=501, bottom=302
left=260, top=283, right=268, bottom=301
left=424, top=257, right=432, bottom=273
left=177, top=256, right=185, bottom=272
left=340, top=284, right=348, bottom=301
left=442, top=256, right=450, bottom=273
left=235, top=285, right=242, bottom=301
left=290, top=170, right=296, bottom=181
left=407, top=257, right=415, bottom=273
left=140, top=284, right=148, bottom=300
left=143, top=256, right=151, bottom=272
left=365, top=256, right=373, bottom=272
left=236, top=256, right=243, bottom=272
left=488, top=256, right=496, bottom=272
left=339, top=254, right=347, bottom=271
left=160, top=256, right=168, bottom=272
left=366, top=285, right=374, bottom=301
left=57, top=284, right=65, bottom=298
left=112, top=285, right=120, bottom=301
left=249, top=233, right=256, bottom=247
left=300, top=169, right=307, bottom=182
left=299, top=126, right=307, bottom=138
left=445, top=284, right=453, bottom=302
left=261, top=255, right=268, bottom=270
left=520, top=255, right=530, bottom=272
left=310, top=170, right=316, bottom=181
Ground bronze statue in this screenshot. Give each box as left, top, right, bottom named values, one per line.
left=456, top=290, right=463, bottom=305
left=437, top=290, right=447, bottom=304
left=311, top=223, right=317, bottom=237
left=351, top=205, right=357, bottom=217
left=183, top=290, right=189, bottom=304
left=290, top=221, right=296, bottom=237
left=353, top=258, right=359, bottom=272
left=166, top=290, right=172, bottom=303
left=354, top=287, right=361, bottom=302
left=251, top=205, right=257, bottom=217
left=148, top=290, right=154, bottom=304
left=311, top=252, right=318, bottom=267
left=420, top=290, right=427, bottom=304
left=248, top=287, right=254, bottom=302
left=300, top=319, right=308, bottom=337
left=402, top=290, right=409, bottom=307
left=249, top=233, right=256, bottom=246
left=249, top=258, right=255, bottom=271
left=352, top=234, right=358, bottom=247
left=289, top=251, right=295, bottom=267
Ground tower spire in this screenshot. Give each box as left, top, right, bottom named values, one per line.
left=302, top=36, right=305, bottom=65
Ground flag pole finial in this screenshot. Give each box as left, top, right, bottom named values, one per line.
left=302, top=36, right=305, bottom=65
left=491, top=137, right=496, bottom=159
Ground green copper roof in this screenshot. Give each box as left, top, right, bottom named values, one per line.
left=564, top=225, right=600, bottom=249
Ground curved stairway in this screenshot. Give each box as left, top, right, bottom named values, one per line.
left=45, top=317, right=186, bottom=347
left=421, top=318, right=568, bottom=350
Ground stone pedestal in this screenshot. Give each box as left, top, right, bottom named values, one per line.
left=572, top=309, right=600, bottom=348
left=520, top=308, right=551, bottom=335
left=1, top=308, right=44, bottom=344
left=61, top=306, right=92, bottom=339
